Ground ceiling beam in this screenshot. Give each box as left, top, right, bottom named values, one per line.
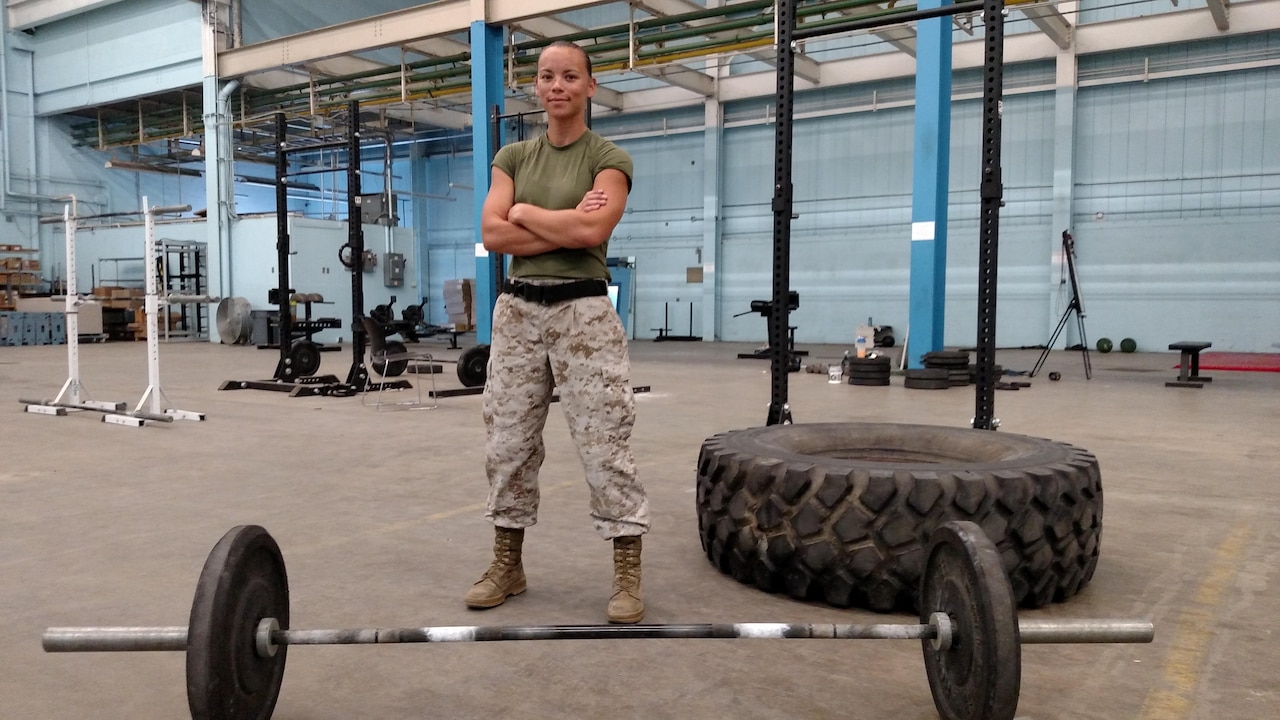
left=379, top=103, right=473, bottom=130
left=510, top=15, right=584, bottom=38
left=305, top=56, right=387, bottom=79
left=592, top=86, right=625, bottom=111
left=1205, top=0, right=1229, bottom=31
left=749, top=47, right=822, bottom=85
left=872, top=26, right=917, bottom=56
left=637, top=65, right=716, bottom=97
left=402, top=37, right=471, bottom=59
left=1017, top=3, right=1073, bottom=50
left=219, top=0, right=616, bottom=79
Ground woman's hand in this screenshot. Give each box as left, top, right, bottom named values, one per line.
left=576, top=189, right=608, bottom=213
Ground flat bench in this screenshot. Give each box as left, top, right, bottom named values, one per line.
left=1168, top=341, right=1212, bottom=388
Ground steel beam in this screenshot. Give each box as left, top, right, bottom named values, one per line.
left=402, top=37, right=472, bottom=59
left=510, top=15, right=585, bottom=39
left=636, top=0, right=821, bottom=84
left=7, top=0, right=127, bottom=31
left=219, top=3, right=472, bottom=78
left=636, top=65, right=716, bottom=97
left=1206, top=0, right=1229, bottom=32
left=874, top=26, right=918, bottom=56
left=1018, top=3, right=1073, bottom=50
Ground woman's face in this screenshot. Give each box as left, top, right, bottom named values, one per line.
left=535, top=46, right=596, bottom=122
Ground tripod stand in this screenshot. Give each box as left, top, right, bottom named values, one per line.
left=1031, top=230, right=1091, bottom=379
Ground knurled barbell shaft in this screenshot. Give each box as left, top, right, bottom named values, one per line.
left=42, top=618, right=1153, bottom=653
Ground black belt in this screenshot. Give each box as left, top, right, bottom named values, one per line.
left=503, top=279, right=608, bottom=305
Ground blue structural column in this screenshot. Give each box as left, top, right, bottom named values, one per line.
left=700, top=97, right=723, bottom=341
left=1050, top=52, right=1078, bottom=347
left=470, top=22, right=503, bottom=344
left=907, top=0, right=953, bottom=368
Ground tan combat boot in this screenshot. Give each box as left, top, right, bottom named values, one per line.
left=464, top=526, right=527, bottom=609
left=607, top=536, right=644, bottom=624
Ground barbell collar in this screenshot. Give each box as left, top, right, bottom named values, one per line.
left=43, top=617, right=1152, bottom=655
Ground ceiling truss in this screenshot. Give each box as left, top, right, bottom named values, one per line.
left=72, top=0, right=1277, bottom=160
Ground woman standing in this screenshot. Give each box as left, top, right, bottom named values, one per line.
left=466, top=41, right=649, bottom=624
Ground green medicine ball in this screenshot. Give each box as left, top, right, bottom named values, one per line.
left=1096, top=337, right=1114, bottom=353
left=1120, top=337, right=1137, bottom=353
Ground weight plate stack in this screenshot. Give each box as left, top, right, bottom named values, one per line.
left=904, top=368, right=951, bottom=390
left=845, top=356, right=892, bottom=387
left=922, top=351, right=970, bottom=387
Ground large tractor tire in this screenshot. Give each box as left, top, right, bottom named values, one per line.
left=695, top=423, right=1102, bottom=612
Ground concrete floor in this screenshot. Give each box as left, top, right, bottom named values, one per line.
left=1, top=337, right=1277, bottom=720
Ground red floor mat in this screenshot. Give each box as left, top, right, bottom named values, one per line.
left=1178, top=353, right=1280, bottom=372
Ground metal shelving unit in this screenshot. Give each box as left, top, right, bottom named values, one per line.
left=159, top=239, right=209, bottom=342
left=1, top=246, right=41, bottom=309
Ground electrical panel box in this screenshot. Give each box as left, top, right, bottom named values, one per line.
left=356, top=193, right=398, bottom=226
left=383, top=253, right=405, bottom=288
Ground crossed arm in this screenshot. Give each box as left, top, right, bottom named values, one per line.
left=481, top=167, right=630, bottom=257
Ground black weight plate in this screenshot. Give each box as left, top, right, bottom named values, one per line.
left=920, top=521, right=1020, bottom=720
left=187, top=525, right=289, bottom=720
left=846, top=372, right=892, bottom=382
left=457, top=344, right=490, bottom=387
left=846, top=366, right=892, bottom=376
left=369, top=304, right=394, bottom=326
left=846, top=356, right=892, bottom=366
left=401, top=303, right=425, bottom=327
left=375, top=340, right=409, bottom=377
left=904, top=378, right=951, bottom=390
left=904, top=368, right=950, bottom=380
left=925, top=360, right=971, bottom=369
left=847, top=376, right=891, bottom=386
left=287, top=341, right=321, bottom=378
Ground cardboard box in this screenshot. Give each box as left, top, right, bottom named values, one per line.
left=444, top=278, right=475, bottom=324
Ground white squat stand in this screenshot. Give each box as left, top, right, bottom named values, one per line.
left=106, top=197, right=206, bottom=427
left=22, top=200, right=131, bottom=419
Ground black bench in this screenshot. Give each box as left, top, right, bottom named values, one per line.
left=1167, top=341, right=1212, bottom=388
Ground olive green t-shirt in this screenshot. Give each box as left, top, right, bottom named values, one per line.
left=492, top=130, right=633, bottom=280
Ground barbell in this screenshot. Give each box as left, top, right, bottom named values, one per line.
left=42, top=521, right=1153, bottom=720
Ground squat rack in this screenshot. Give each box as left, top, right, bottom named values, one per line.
left=222, top=100, right=401, bottom=398
left=765, top=0, right=1001, bottom=428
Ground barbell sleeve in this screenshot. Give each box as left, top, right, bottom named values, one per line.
left=1017, top=619, right=1154, bottom=644
left=44, top=627, right=187, bottom=652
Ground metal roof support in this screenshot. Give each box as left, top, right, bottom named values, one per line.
left=1016, top=2, right=1073, bottom=50
left=1205, top=0, right=1229, bottom=31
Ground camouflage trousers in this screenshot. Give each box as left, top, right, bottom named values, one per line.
left=482, top=290, right=650, bottom=539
